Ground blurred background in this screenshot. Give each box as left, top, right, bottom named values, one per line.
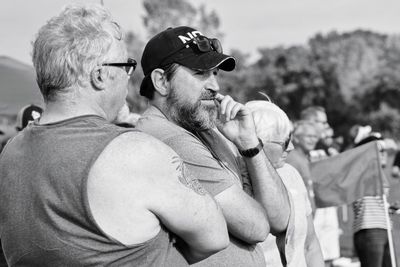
left=2, top=0, right=400, bottom=143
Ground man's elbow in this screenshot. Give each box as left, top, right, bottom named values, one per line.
left=269, top=222, right=288, bottom=236
left=201, top=227, right=230, bottom=256
left=243, top=219, right=270, bottom=243
left=268, top=211, right=290, bottom=235
left=252, top=223, right=269, bottom=243
left=186, top=234, right=229, bottom=264
left=206, top=231, right=230, bottom=253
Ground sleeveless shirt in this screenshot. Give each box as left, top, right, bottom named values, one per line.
left=0, top=115, right=187, bottom=266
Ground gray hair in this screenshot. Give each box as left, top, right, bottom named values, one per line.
left=292, top=120, right=317, bottom=137
left=245, top=100, right=292, bottom=141
left=32, top=3, right=125, bottom=102
left=300, top=106, right=326, bottom=121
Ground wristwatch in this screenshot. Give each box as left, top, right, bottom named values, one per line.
left=238, top=138, right=264, bottom=158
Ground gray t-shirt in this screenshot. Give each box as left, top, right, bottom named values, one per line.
left=136, top=106, right=266, bottom=267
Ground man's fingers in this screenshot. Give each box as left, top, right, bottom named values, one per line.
left=224, top=100, right=238, bottom=121
left=214, top=93, right=224, bottom=102
left=230, top=103, right=243, bottom=120
left=216, top=94, right=245, bottom=121
left=219, top=95, right=233, bottom=115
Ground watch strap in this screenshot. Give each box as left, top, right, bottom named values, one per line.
left=238, top=138, right=264, bottom=158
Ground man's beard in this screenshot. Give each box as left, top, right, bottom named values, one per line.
left=167, top=89, right=218, bottom=132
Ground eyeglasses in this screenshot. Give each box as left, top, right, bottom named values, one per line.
left=102, top=58, right=137, bottom=76
left=268, top=133, right=292, bottom=151
left=160, top=36, right=223, bottom=66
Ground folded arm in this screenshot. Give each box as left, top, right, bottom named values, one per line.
left=214, top=184, right=269, bottom=243
left=88, top=132, right=229, bottom=264
left=167, top=132, right=269, bottom=244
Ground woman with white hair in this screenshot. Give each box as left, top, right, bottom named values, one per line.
left=246, top=100, right=323, bottom=267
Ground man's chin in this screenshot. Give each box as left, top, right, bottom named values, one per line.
left=187, top=111, right=217, bottom=131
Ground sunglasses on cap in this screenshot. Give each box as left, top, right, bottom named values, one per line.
left=102, top=58, right=137, bottom=76
left=268, top=133, right=292, bottom=151
left=190, top=35, right=223, bottom=54
left=160, top=35, right=223, bottom=66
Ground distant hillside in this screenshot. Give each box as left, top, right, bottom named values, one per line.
left=0, top=56, right=43, bottom=115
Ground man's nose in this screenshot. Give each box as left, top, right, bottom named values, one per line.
left=205, top=74, right=220, bottom=92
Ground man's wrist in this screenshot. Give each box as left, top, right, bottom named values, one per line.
left=235, top=135, right=260, bottom=151
left=238, top=138, right=264, bottom=158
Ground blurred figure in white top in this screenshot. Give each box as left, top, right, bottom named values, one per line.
left=246, top=100, right=323, bottom=267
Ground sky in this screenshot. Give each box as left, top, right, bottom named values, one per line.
left=1, top=0, right=400, bottom=66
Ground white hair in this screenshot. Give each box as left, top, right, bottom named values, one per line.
left=32, top=3, right=125, bottom=102
left=245, top=100, right=292, bottom=141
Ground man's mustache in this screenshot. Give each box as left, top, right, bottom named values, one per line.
left=200, top=91, right=217, bottom=100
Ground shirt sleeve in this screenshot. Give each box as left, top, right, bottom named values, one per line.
left=164, top=134, right=238, bottom=196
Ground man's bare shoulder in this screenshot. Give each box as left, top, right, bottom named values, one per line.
left=109, top=131, right=176, bottom=162
left=91, top=131, right=179, bottom=185
left=87, top=131, right=178, bottom=244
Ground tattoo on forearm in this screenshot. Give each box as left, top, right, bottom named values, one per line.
left=172, top=156, right=206, bottom=195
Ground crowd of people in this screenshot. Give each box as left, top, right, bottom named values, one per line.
left=0, top=3, right=398, bottom=267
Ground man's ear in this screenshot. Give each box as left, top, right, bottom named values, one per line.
left=151, top=68, right=169, bottom=96
left=90, top=66, right=107, bottom=91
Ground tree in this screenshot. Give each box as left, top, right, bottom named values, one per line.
left=222, top=29, right=400, bottom=139
left=142, top=0, right=197, bottom=38
left=142, top=0, right=222, bottom=39
left=127, top=1, right=400, bottom=139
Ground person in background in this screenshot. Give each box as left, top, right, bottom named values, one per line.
left=15, top=104, right=43, bottom=131
left=352, top=135, right=392, bottom=267
left=300, top=106, right=329, bottom=139
left=286, top=120, right=319, bottom=214
left=315, top=127, right=339, bottom=156
left=0, top=5, right=228, bottom=266
left=302, top=106, right=341, bottom=267
left=136, top=26, right=291, bottom=266
left=246, top=100, right=323, bottom=267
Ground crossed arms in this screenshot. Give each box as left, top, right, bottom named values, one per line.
left=87, top=132, right=229, bottom=263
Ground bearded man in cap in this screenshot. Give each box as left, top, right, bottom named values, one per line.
left=136, top=26, right=291, bottom=266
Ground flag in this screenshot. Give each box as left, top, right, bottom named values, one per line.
left=310, top=141, right=384, bottom=208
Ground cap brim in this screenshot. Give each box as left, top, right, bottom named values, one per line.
left=176, top=51, right=236, bottom=72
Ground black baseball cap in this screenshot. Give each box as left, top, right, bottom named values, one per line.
left=140, top=26, right=236, bottom=96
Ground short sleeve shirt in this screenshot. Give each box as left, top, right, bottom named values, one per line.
left=136, top=105, right=266, bottom=267
left=136, top=106, right=239, bottom=196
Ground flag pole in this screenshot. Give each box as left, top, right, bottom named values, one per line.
left=383, top=194, right=397, bottom=267
left=376, top=140, right=397, bottom=267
